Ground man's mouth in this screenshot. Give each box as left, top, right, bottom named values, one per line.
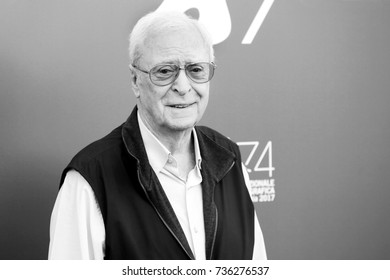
left=168, top=103, right=194, bottom=109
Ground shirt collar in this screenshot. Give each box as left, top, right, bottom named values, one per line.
left=137, top=112, right=202, bottom=174
left=192, top=127, right=202, bottom=170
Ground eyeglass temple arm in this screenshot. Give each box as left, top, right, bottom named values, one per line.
left=130, top=64, right=149, bottom=74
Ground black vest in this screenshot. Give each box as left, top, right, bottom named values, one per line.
left=60, top=107, right=254, bottom=259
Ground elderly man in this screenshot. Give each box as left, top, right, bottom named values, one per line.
left=49, top=11, right=266, bottom=260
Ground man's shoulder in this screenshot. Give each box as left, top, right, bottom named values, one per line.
left=196, top=125, right=239, bottom=153
left=70, top=124, right=125, bottom=165
left=60, top=124, right=126, bottom=188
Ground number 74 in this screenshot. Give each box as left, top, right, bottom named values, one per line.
left=237, top=141, right=275, bottom=177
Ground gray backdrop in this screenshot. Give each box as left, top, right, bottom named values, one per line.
left=1, top=0, right=389, bottom=259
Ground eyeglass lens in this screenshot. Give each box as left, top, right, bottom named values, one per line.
left=150, top=62, right=214, bottom=86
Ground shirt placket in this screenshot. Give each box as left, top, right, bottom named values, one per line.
left=185, top=166, right=205, bottom=260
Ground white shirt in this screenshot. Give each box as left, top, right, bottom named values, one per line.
left=49, top=116, right=267, bottom=260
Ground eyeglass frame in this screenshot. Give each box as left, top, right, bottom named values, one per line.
left=130, top=61, right=217, bottom=86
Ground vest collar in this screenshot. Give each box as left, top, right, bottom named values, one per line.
left=137, top=111, right=203, bottom=175
left=122, top=106, right=236, bottom=183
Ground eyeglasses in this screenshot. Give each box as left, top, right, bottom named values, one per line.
left=131, top=62, right=216, bottom=86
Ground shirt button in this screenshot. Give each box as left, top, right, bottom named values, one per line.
left=194, top=227, right=198, bottom=234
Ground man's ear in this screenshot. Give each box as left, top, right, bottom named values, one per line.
left=129, top=66, right=140, bottom=98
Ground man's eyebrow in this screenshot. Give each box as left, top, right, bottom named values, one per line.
left=157, top=60, right=182, bottom=64
left=156, top=61, right=201, bottom=66
left=157, top=61, right=177, bottom=64
left=156, top=57, right=199, bottom=65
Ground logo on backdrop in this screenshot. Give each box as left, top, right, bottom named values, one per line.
left=156, top=0, right=275, bottom=44
left=238, top=141, right=275, bottom=203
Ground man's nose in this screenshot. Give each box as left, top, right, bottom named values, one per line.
left=171, top=69, right=191, bottom=95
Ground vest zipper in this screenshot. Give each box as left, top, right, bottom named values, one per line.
left=136, top=165, right=194, bottom=260
left=209, top=205, right=218, bottom=259
left=209, top=160, right=236, bottom=259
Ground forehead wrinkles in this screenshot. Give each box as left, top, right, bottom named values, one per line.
left=142, top=27, right=209, bottom=65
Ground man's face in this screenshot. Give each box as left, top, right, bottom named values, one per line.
left=132, top=26, right=211, bottom=136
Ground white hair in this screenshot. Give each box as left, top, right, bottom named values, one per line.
left=128, top=11, right=215, bottom=66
